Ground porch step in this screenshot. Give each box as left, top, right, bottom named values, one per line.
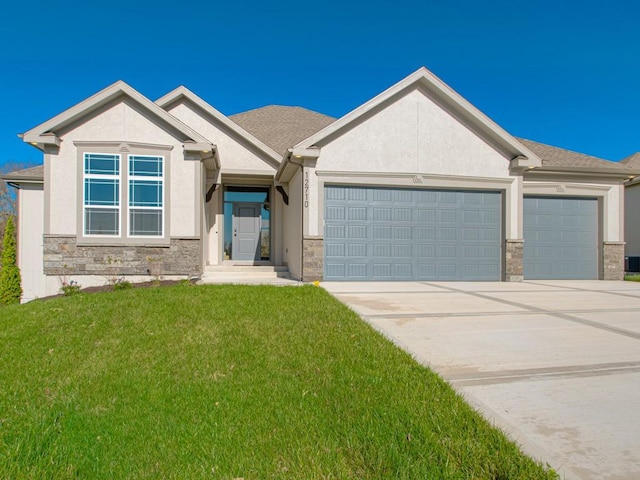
left=198, top=265, right=301, bottom=286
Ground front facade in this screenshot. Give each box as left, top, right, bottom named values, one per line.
left=4, top=68, right=637, bottom=301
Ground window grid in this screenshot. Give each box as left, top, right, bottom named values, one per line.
left=83, top=153, right=121, bottom=236
left=128, top=155, right=164, bottom=237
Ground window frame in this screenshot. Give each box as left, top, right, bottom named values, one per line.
left=76, top=142, right=172, bottom=246
left=127, top=154, right=165, bottom=238
left=83, top=152, right=122, bottom=237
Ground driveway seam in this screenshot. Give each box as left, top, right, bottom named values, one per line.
left=528, top=280, right=640, bottom=300
left=360, top=306, right=640, bottom=319
left=420, top=282, right=640, bottom=341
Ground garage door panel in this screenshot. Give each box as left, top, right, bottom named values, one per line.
left=324, top=186, right=501, bottom=281
left=524, top=196, right=597, bottom=280
left=348, top=207, right=367, bottom=220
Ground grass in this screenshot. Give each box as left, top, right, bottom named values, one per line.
left=0, top=284, right=557, bottom=479
left=625, top=274, right=640, bottom=282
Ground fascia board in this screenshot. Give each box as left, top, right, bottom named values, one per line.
left=156, top=86, right=282, bottom=166
left=21, top=81, right=213, bottom=148
left=527, top=166, right=639, bottom=178
left=293, top=67, right=543, bottom=167
left=0, top=174, right=44, bottom=183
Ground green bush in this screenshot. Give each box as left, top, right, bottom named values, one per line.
left=0, top=216, right=22, bottom=305
left=113, top=280, right=132, bottom=291
left=60, top=282, right=82, bottom=296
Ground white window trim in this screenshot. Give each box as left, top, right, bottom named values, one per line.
left=127, top=154, right=165, bottom=238
left=83, top=152, right=122, bottom=237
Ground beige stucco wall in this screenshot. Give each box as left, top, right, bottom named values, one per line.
left=282, top=170, right=302, bottom=278
left=18, top=185, right=46, bottom=302
left=306, top=87, right=519, bottom=238
left=166, top=101, right=276, bottom=175
left=625, top=183, right=640, bottom=257
left=47, top=98, right=199, bottom=238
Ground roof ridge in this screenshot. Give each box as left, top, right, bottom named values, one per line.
left=230, top=104, right=336, bottom=120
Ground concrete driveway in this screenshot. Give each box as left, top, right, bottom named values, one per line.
left=322, top=280, right=640, bottom=480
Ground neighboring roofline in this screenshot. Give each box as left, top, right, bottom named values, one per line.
left=0, top=172, right=44, bottom=187
left=290, top=67, right=543, bottom=166
left=21, top=81, right=216, bottom=160
left=626, top=177, right=640, bottom=186
left=155, top=86, right=282, bottom=168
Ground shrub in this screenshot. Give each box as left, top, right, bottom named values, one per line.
left=60, top=281, right=82, bottom=296
left=0, top=216, right=22, bottom=305
left=113, top=280, right=132, bottom=291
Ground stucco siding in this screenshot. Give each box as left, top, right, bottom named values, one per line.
left=282, top=170, right=302, bottom=279
left=18, top=185, right=46, bottom=302
left=166, top=101, right=276, bottom=173
left=316, top=89, right=511, bottom=178
left=625, top=184, right=640, bottom=257
left=48, top=99, right=199, bottom=237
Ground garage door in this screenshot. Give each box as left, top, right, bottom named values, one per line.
left=324, top=186, right=502, bottom=281
left=523, top=196, right=598, bottom=279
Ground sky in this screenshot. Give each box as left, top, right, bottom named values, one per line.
left=1, top=0, right=639, bottom=172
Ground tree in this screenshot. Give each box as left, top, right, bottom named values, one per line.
left=0, top=216, right=22, bottom=305
left=1, top=162, right=37, bottom=257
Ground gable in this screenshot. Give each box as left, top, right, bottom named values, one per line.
left=316, top=86, right=512, bottom=178
left=22, top=81, right=213, bottom=154
left=58, top=97, right=186, bottom=145
left=164, top=98, right=279, bottom=173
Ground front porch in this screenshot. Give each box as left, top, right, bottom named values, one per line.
left=203, top=174, right=294, bottom=278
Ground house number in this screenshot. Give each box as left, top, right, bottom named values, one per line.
left=304, top=170, right=310, bottom=208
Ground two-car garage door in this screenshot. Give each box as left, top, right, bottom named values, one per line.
left=324, top=185, right=502, bottom=281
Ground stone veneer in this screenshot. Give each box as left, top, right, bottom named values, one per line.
left=602, top=242, right=625, bottom=280
left=43, top=236, right=201, bottom=277
left=504, top=239, right=524, bottom=282
left=302, top=237, right=323, bottom=282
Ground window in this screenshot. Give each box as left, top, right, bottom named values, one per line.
left=84, top=153, right=120, bottom=235
left=82, top=152, right=164, bottom=238
left=129, top=155, right=163, bottom=237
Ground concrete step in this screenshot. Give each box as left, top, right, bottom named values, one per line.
left=204, top=265, right=289, bottom=273
left=197, top=276, right=302, bottom=286
left=201, top=265, right=292, bottom=280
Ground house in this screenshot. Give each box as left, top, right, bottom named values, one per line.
left=3, top=67, right=638, bottom=302
left=622, top=153, right=640, bottom=271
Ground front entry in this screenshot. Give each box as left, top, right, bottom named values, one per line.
left=232, top=203, right=262, bottom=261
left=223, top=186, right=271, bottom=262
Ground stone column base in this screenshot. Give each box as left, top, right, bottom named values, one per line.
left=603, top=242, right=625, bottom=280
left=302, top=237, right=323, bottom=282
left=505, top=239, right=524, bottom=282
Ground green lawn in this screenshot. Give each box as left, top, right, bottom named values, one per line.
left=0, top=284, right=557, bottom=479
left=625, top=274, right=640, bottom=282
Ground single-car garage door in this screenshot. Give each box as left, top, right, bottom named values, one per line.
left=523, top=196, right=598, bottom=279
left=324, top=185, right=502, bottom=281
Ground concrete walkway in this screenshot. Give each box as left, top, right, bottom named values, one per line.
left=322, top=280, right=640, bottom=480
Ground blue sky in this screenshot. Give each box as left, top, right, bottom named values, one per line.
left=1, top=0, right=639, bottom=171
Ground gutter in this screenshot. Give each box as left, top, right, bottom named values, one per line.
left=526, top=165, right=639, bottom=179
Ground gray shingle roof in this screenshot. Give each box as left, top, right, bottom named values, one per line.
left=230, top=105, right=336, bottom=156
left=517, top=138, right=635, bottom=172
left=1, top=165, right=44, bottom=181
left=621, top=152, right=640, bottom=168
